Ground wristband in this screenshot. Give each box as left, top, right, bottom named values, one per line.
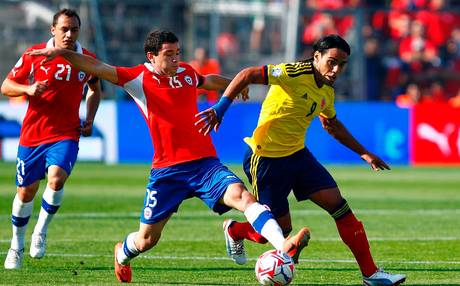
left=212, top=96, right=233, bottom=122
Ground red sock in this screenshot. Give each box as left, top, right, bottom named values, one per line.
left=229, top=221, right=268, bottom=244
left=335, top=212, right=377, bottom=277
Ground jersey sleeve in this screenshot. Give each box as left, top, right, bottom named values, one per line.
left=265, top=63, right=309, bottom=96
left=7, top=50, right=33, bottom=84
left=116, top=65, right=142, bottom=86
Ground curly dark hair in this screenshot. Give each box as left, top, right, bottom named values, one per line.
left=144, top=30, right=179, bottom=56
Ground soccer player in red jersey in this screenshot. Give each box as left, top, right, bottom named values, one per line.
left=28, top=30, right=309, bottom=283
left=196, top=35, right=406, bottom=286
left=1, top=9, right=101, bottom=270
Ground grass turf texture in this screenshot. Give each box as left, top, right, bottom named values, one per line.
left=0, top=162, right=459, bottom=285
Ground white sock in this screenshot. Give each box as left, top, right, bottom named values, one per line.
left=11, top=194, right=34, bottom=250
left=244, top=202, right=285, bottom=250
left=117, top=232, right=140, bottom=265
left=33, top=186, right=64, bottom=235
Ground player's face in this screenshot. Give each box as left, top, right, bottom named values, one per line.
left=313, top=48, right=348, bottom=85
left=51, top=15, right=80, bottom=50
left=150, top=42, right=180, bottom=77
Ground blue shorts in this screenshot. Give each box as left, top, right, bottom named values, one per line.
left=243, top=147, right=337, bottom=217
left=141, top=157, right=243, bottom=224
left=15, top=140, right=79, bottom=187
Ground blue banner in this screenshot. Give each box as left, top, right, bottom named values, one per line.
left=117, top=101, right=409, bottom=165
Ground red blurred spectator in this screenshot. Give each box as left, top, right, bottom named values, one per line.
left=448, top=90, right=460, bottom=108
left=387, top=11, right=411, bottom=40
left=399, top=20, right=439, bottom=71
left=396, top=83, right=422, bottom=107
left=302, top=13, right=338, bottom=44
left=390, top=0, right=427, bottom=10
left=189, top=47, right=222, bottom=104
left=216, top=32, right=239, bottom=58
left=415, top=0, right=460, bottom=47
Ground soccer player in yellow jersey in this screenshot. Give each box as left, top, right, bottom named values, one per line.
left=196, top=35, right=406, bottom=286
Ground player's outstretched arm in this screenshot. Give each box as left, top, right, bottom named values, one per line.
left=195, top=67, right=263, bottom=136
left=320, top=116, right=390, bottom=171
left=27, top=48, right=118, bottom=84
left=1, top=78, right=48, bottom=98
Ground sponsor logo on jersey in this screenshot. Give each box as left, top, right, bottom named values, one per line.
left=40, top=66, right=51, bottom=75
left=143, top=207, right=152, bottom=219
left=184, top=75, right=193, bottom=86
left=78, top=71, right=86, bottom=82
left=271, top=67, right=282, bottom=77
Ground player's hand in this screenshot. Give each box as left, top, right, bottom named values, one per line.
left=27, top=80, right=48, bottom=96
left=26, top=47, right=62, bottom=64
left=235, top=87, right=250, bottom=101
left=361, top=152, right=391, bottom=171
left=80, top=120, right=93, bottom=137
left=195, top=108, right=221, bottom=136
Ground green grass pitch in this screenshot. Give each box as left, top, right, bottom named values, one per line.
left=0, top=162, right=459, bottom=285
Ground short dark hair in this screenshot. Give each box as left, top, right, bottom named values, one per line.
left=313, top=34, right=351, bottom=56
left=52, top=8, right=81, bottom=27
left=144, top=30, right=179, bottom=56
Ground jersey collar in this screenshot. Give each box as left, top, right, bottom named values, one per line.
left=144, top=62, right=186, bottom=75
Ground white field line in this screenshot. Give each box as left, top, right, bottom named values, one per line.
left=1, top=236, right=459, bottom=243
left=0, top=251, right=458, bottom=265
left=1, top=209, right=459, bottom=219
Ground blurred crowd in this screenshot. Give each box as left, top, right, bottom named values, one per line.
left=299, top=0, right=460, bottom=107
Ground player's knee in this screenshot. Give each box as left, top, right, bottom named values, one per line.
left=224, top=183, right=255, bottom=209
left=17, top=185, right=38, bottom=202
left=47, top=177, right=66, bottom=190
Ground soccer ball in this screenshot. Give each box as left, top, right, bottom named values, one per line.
left=255, top=249, right=295, bottom=286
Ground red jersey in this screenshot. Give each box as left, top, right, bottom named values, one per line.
left=7, top=39, right=96, bottom=147
left=116, top=62, right=217, bottom=168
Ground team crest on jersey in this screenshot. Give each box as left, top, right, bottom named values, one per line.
left=143, top=207, right=152, bottom=219
left=321, top=97, right=326, bottom=109
left=17, top=174, right=23, bottom=185
left=271, top=67, right=282, bottom=77
left=184, top=75, right=193, bottom=86
left=78, top=71, right=86, bottom=82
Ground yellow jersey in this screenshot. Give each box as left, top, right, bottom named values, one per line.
left=244, top=61, right=336, bottom=157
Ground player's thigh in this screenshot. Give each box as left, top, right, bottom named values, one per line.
left=243, top=148, right=293, bottom=218
left=308, top=187, right=343, bottom=213
left=292, top=148, right=338, bottom=202
left=220, top=182, right=256, bottom=212
left=16, top=144, right=48, bottom=187
left=193, top=157, right=244, bottom=214
left=141, top=167, right=193, bottom=225
left=45, top=139, right=79, bottom=178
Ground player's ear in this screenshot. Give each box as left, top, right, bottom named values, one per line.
left=313, top=51, right=321, bottom=64
left=50, top=25, right=56, bottom=36
left=146, top=52, right=155, bottom=63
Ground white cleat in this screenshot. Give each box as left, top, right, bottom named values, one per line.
left=363, top=268, right=406, bottom=286
left=223, top=219, right=247, bottom=265
left=30, top=233, right=46, bottom=259
left=4, top=248, right=24, bottom=269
